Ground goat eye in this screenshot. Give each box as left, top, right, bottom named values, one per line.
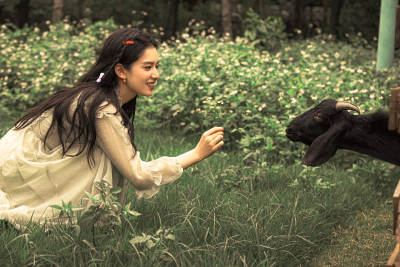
left=315, top=115, right=322, bottom=120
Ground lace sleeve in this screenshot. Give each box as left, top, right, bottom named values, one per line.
left=94, top=103, right=183, bottom=199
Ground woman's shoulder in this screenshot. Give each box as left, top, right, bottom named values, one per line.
left=97, top=100, right=119, bottom=114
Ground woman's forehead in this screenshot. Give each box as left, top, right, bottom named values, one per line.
left=138, top=47, right=159, bottom=62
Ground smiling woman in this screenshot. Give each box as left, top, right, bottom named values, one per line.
left=0, top=28, right=224, bottom=233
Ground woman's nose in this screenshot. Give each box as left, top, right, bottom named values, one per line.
left=152, top=70, right=159, bottom=79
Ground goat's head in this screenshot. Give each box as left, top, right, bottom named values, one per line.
left=285, top=99, right=360, bottom=167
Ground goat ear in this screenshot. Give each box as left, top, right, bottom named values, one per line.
left=301, top=122, right=346, bottom=167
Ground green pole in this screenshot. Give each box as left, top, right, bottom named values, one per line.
left=377, top=0, right=398, bottom=70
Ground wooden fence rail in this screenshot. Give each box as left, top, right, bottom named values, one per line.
left=387, top=87, right=400, bottom=266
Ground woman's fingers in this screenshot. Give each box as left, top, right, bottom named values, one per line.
left=210, top=131, right=224, bottom=147
left=205, top=127, right=224, bottom=136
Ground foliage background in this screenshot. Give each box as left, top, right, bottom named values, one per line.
left=1, top=13, right=399, bottom=169
left=0, top=4, right=399, bottom=266
left=0, top=0, right=383, bottom=42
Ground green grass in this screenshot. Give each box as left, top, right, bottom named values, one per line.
left=0, top=111, right=398, bottom=266
left=1, top=16, right=400, bottom=266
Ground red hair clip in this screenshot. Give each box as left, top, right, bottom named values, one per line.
left=122, top=41, right=134, bottom=45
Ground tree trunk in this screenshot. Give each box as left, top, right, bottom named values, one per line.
left=14, top=0, right=30, bottom=28
left=221, top=0, right=233, bottom=40
left=329, top=0, right=345, bottom=37
left=321, top=0, right=328, bottom=32
left=292, top=0, right=303, bottom=35
left=258, top=0, right=264, bottom=19
left=164, top=0, right=180, bottom=41
left=52, top=0, right=64, bottom=23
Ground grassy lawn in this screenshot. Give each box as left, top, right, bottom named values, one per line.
left=2, top=16, right=400, bottom=266
left=309, top=201, right=395, bottom=266
left=0, top=111, right=398, bottom=266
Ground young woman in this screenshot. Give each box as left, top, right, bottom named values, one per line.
left=0, top=28, right=224, bottom=232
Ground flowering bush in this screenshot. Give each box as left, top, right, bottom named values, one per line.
left=1, top=17, right=400, bottom=167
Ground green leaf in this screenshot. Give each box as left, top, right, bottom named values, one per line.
left=71, top=205, right=85, bottom=211
left=129, top=236, right=150, bottom=245
left=67, top=210, right=74, bottom=218
left=170, top=103, right=181, bottom=111
left=257, top=24, right=267, bottom=34
left=124, top=202, right=131, bottom=211
left=82, top=239, right=97, bottom=251
left=165, top=234, right=175, bottom=240
left=68, top=201, right=72, bottom=209
left=110, top=187, right=123, bottom=194
left=146, top=240, right=157, bottom=249
left=128, top=210, right=142, bottom=216
left=243, top=152, right=253, bottom=160
left=84, top=191, right=93, bottom=199
left=266, top=136, right=274, bottom=147
left=50, top=205, right=63, bottom=211
left=72, top=225, right=81, bottom=236
left=59, top=210, right=65, bottom=219
left=62, top=199, right=67, bottom=209
left=349, top=80, right=358, bottom=87
left=239, top=138, right=250, bottom=147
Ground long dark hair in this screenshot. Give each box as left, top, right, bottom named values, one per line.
left=13, top=28, right=159, bottom=171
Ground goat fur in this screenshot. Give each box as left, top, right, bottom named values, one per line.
left=286, top=99, right=400, bottom=167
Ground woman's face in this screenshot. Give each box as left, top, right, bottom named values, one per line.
left=116, top=46, right=159, bottom=104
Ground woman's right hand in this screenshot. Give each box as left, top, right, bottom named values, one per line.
left=194, top=127, right=224, bottom=162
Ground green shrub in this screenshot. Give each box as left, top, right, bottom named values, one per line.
left=233, top=7, right=287, bottom=52
left=1, top=17, right=400, bottom=168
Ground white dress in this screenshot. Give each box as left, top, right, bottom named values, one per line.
left=0, top=87, right=183, bottom=232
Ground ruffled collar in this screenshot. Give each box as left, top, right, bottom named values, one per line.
left=114, top=86, right=123, bottom=107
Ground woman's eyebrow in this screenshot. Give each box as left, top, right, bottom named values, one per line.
left=141, top=61, right=160, bottom=64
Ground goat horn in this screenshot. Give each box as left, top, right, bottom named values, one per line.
left=335, top=101, right=361, bottom=115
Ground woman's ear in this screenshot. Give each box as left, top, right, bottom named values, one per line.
left=114, top=63, right=126, bottom=79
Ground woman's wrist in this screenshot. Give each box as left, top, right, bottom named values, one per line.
left=176, top=149, right=201, bottom=170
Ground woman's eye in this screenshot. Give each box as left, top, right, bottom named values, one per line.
left=145, top=65, right=159, bottom=70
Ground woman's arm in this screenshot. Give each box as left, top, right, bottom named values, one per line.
left=176, top=149, right=200, bottom=170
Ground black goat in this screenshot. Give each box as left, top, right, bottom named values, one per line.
left=285, top=99, right=400, bottom=167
